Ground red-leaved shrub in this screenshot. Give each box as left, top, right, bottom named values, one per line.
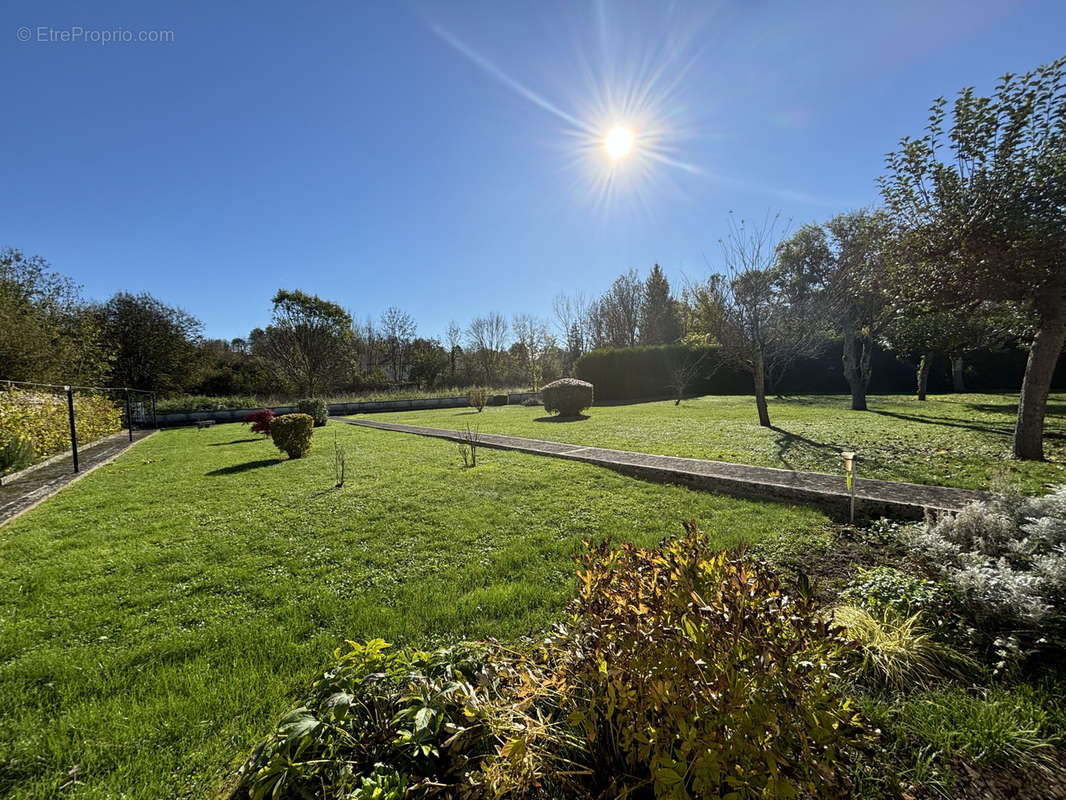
left=243, top=409, right=275, bottom=436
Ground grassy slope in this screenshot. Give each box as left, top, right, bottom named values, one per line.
left=0, top=422, right=832, bottom=800
left=364, top=393, right=1066, bottom=493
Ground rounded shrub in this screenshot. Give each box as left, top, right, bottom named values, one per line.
left=542, top=378, right=594, bottom=417
left=271, top=413, right=314, bottom=459
left=296, top=397, right=329, bottom=427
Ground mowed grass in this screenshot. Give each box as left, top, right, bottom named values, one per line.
left=0, top=421, right=833, bottom=800
left=365, top=393, right=1066, bottom=493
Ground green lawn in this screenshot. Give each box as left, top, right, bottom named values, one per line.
left=363, top=393, right=1066, bottom=493
left=0, top=422, right=833, bottom=800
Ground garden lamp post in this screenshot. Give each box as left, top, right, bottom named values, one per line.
left=841, top=451, right=856, bottom=522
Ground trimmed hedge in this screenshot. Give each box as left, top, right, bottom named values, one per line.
left=542, top=378, right=594, bottom=417
left=295, top=397, right=329, bottom=427
left=271, top=413, right=314, bottom=459
left=0, top=387, right=122, bottom=463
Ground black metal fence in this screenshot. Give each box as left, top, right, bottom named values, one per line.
left=1, top=379, right=157, bottom=476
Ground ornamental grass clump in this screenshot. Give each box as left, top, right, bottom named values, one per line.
left=270, top=413, right=314, bottom=459
left=541, top=378, right=593, bottom=417
left=831, top=605, right=973, bottom=690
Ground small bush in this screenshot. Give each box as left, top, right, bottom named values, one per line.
left=541, top=378, right=593, bottom=417
left=239, top=639, right=496, bottom=800
left=243, top=409, right=275, bottom=436
left=832, top=605, right=972, bottom=689
left=841, top=566, right=960, bottom=639
left=239, top=527, right=870, bottom=799
left=0, top=431, right=34, bottom=477
left=466, top=386, right=488, bottom=412
left=896, top=488, right=1066, bottom=660
left=270, top=413, right=314, bottom=459
left=295, top=397, right=329, bottom=427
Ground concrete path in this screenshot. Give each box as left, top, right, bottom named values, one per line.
left=0, top=429, right=156, bottom=527
left=338, top=417, right=990, bottom=519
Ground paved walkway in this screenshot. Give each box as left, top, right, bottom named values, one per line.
left=0, top=429, right=156, bottom=527
left=338, top=417, right=990, bottom=519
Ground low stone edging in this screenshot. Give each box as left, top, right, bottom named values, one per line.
left=153, top=392, right=539, bottom=427
left=338, top=417, right=990, bottom=520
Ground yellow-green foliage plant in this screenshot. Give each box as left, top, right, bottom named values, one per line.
left=0, top=387, right=121, bottom=461
left=832, top=605, right=973, bottom=690
left=487, top=524, right=870, bottom=799
left=270, top=413, right=314, bottom=458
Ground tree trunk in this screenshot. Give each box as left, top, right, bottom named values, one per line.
left=916, top=354, right=931, bottom=401
left=951, top=356, right=966, bottom=393
left=753, top=350, right=771, bottom=427
left=1015, top=284, right=1066, bottom=460
left=841, top=324, right=868, bottom=411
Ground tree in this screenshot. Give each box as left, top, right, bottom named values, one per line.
left=0, top=248, right=111, bottom=384
left=446, top=321, right=463, bottom=381
left=777, top=211, right=893, bottom=410
left=380, top=307, right=416, bottom=382
left=879, top=56, right=1066, bottom=459
left=465, top=313, right=509, bottom=385
left=687, top=214, right=826, bottom=427
left=594, top=269, right=644, bottom=348
left=408, top=338, right=449, bottom=389
left=640, top=264, right=683, bottom=345
left=99, top=292, right=202, bottom=393
left=884, top=302, right=1024, bottom=399
left=512, top=314, right=553, bottom=390
left=666, top=343, right=710, bottom=405
left=257, top=289, right=351, bottom=396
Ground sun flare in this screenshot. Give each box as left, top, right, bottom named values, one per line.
left=605, top=126, right=635, bottom=160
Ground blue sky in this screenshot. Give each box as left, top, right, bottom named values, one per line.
left=3, top=0, right=1063, bottom=342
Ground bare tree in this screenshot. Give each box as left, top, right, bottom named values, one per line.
left=687, top=214, right=826, bottom=427
left=466, top=312, right=509, bottom=385
left=593, top=269, right=644, bottom=347
left=446, top=321, right=463, bottom=381
left=666, top=344, right=710, bottom=405
left=380, top=307, right=416, bottom=382
left=512, top=313, right=553, bottom=390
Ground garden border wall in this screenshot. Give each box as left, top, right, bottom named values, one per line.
left=153, top=392, right=539, bottom=427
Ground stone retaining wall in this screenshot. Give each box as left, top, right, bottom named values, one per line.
left=154, top=392, right=539, bottom=427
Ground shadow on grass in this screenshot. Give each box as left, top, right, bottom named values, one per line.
left=966, top=401, right=1066, bottom=417
left=868, top=408, right=1015, bottom=437
left=207, top=438, right=262, bottom=446
left=769, top=425, right=840, bottom=470
left=206, top=458, right=283, bottom=476
left=534, top=414, right=590, bottom=423
left=452, top=410, right=482, bottom=416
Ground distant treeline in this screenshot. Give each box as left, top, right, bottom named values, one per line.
left=576, top=343, right=1064, bottom=403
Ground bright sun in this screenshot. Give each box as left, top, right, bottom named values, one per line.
left=605, top=126, right=635, bottom=160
